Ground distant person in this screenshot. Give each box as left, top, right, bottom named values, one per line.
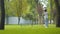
left=43, top=9, right=48, bottom=28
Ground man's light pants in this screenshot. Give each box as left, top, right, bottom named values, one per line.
left=44, top=16, right=48, bottom=27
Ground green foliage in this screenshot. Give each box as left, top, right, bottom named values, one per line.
left=22, top=0, right=38, bottom=21
left=5, top=0, right=18, bottom=17
left=47, top=0, right=56, bottom=19
left=4, top=0, right=42, bottom=21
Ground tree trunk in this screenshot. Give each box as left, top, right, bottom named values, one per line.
left=0, top=0, right=5, bottom=30
left=16, top=0, right=22, bottom=25
left=54, top=0, right=60, bottom=27
left=50, top=0, right=53, bottom=24
left=18, top=0, right=22, bottom=25
left=6, top=14, right=9, bottom=25
left=18, top=17, right=20, bottom=25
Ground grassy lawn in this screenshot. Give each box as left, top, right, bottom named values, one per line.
left=0, top=24, right=60, bottom=34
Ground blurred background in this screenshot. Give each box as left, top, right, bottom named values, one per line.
left=0, top=0, right=57, bottom=25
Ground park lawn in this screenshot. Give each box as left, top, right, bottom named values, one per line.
left=0, top=24, right=60, bottom=34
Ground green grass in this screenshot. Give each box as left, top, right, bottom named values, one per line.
left=0, top=24, right=60, bottom=34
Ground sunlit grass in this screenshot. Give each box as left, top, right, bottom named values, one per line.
left=0, top=24, right=60, bottom=34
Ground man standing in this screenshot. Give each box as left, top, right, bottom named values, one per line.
left=43, top=9, right=48, bottom=28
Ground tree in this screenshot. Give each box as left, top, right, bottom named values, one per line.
left=47, top=0, right=56, bottom=24
left=17, top=0, right=22, bottom=25
left=0, top=0, right=5, bottom=30
left=54, top=0, right=60, bottom=27
left=5, top=0, right=22, bottom=25
left=35, top=0, right=43, bottom=24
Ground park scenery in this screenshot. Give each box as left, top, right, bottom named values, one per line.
left=0, top=0, right=60, bottom=34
